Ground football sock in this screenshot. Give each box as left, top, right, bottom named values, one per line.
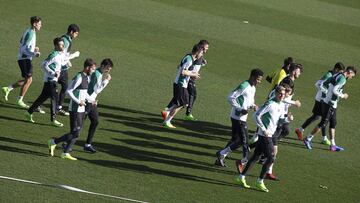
left=331, top=139, right=336, bottom=146
left=307, top=135, right=314, bottom=141
left=267, top=164, right=273, bottom=174
left=220, top=147, right=231, bottom=157
left=8, top=85, right=14, bottom=91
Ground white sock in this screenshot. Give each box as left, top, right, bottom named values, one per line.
left=85, top=144, right=91, bottom=147
left=322, top=136, right=328, bottom=141
left=267, top=164, right=273, bottom=174
left=299, top=127, right=304, bottom=132
left=58, top=105, right=63, bottom=110
left=220, top=147, right=231, bottom=157
left=240, top=175, right=245, bottom=180
left=331, top=139, right=336, bottom=146
left=18, top=96, right=23, bottom=100
left=307, top=135, right=314, bottom=141
left=8, top=85, right=14, bottom=91
left=165, top=115, right=174, bottom=123
left=257, top=178, right=264, bottom=183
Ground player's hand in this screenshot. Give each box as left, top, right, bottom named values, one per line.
left=202, top=59, right=207, bottom=65
left=288, top=114, right=294, bottom=121
left=294, top=100, right=301, bottom=107
left=35, top=52, right=41, bottom=57
left=55, top=71, right=61, bottom=78
left=253, top=105, right=259, bottom=111
left=343, top=93, right=349, bottom=99
left=193, top=72, right=200, bottom=79
left=263, top=130, right=271, bottom=137
left=92, top=100, right=98, bottom=106
left=79, top=100, right=86, bottom=106
left=67, top=61, right=72, bottom=68
left=240, top=109, right=248, bottom=115
left=72, top=51, right=80, bottom=58
left=35, top=47, right=40, bottom=52
left=105, top=74, right=111, bottom=81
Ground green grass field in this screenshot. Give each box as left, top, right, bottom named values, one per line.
left=1, top=0, right=360, bottom=202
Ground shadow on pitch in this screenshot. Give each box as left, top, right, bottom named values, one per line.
left=0, top=144, right=47, bottom=157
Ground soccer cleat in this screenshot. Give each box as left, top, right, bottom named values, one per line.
left=2, top=87, right=10, bottom=101
left=162, top=122, right=176, bottom=129
left=235, top=177, right=250, bottom=188
left=58, top=109, right=69, bottom=116
left=84, top=145, right=97, bottom=153
left=34, top=106, right=45, bottom=114
left=304, top=138, right=312, bottom=150
left=17, top=99, right=29, bottom=109
left=330, top=145, right=344, bottom=152
left=52, top=120, right=64, bottom=127
left=61, top=153, right=77, bottom=160
left=47, top=139, right=56, bottom=157
left=161, top=110, right=169, bottom=120
left=24, top=112, right=35, bottom=123
left=255, top=181, right=269, bottom=192
left=266, top=173, right=279, bottom=181
left=235, top=160, right=245, bottom=174
left=321, top=139, right=331, bottom=146
left=185, top=114, right=197, bottom=121
left=295, top=128, right=303, bottom=140
left=215, top=151, right=227, bottom=167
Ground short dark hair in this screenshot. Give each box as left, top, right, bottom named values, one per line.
left=101, top=58, right=114, bottom=68
left=250, top=68, right=264, bottom=78
left=288, top=63, right=301, bottom=73
left=283, top=57, right=294, bottom=69
left=275, top=85, right=286, bottom=94
left=191, top=44, right=202, bottom=55
left=84, top=58, right=96, bottom=68
left=334, top=62, right=345, bottom=71
left=53, top=37, right=63, bottom=46
left=346, top=66, right=357, bottom=75
left=198, top=39, right=209, bottom=46
left=67, top=24, right=80, bottom=34
left=30, top=16, right=41, bottom=25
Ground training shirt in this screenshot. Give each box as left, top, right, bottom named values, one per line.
left=322, top=73, right=347, bottom=109
left=253, top=98, right=284, bottom=137
left=315, top=71, right=333, bottom=102
left=17, top=27, right=37, bottom=60
left=268, top=89, right=293, bottom=123
left=61, top=34, right=73, bottom=71
left=270, top=68, right=287, bottom=91
left=41, top=50, right=63, bottom=82
left=228, top=80, right=256, bottom=122
left=67, top=72, right=90, bottom=113
left=174, top=54, right=194, bottom=88
left=87, top=68, right=110, bottom=102
left=189, top=56, right=205, bottom=83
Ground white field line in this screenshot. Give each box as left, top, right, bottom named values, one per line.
left=0, top=175, right=149, bottom=203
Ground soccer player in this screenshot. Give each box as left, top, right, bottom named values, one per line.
left=161, top=44, right=202, bottom=128
left=266, top=57, right=294, bottom=91
left=162, top=40, right=209, bottom=121
left=57, top=24, right=81, bottom=116
left=83, top=58, right=113, bottom=153
left=236, top=86, right=286, bottom=192
left=25, top=37, right=65, bottom=127
left=2, top=16, right=41, bottom=108
left=184, top=40, right=209, bottom=121
left=295, top=62, right=345, bottom=142
left=304, top=66, right=356, bottom=151
left=215, top=68, right=264, bottom=168
left=48, top=58, right=97, bottom=160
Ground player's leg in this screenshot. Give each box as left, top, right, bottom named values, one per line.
left=84, top=104, right=99, bottom=153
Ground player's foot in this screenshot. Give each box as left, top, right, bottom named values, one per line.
left=266, top=173, right=279, bottom=181
left=84, top=145, right=97, bottom=153
left=2, top=87, right=10, bottom=101
left=235, top=160, right=245, bottom=174
left=17, top=99, right=29, bottom=109
left=34, top=106, right=45, bottom=114
left=304, top=138, right=312, bottom=150
left=24, top=112, right=35, bottom=123
left=330, top=145, right=344, bottom=152
left=321, top=139, right=331, bottom=146
left=58, top=109, right=69, bottom=116
left=215, top=151, right=227, bottom=167
left=162, top=121, right=176, bottom=129
left=61, top=153, right=77, bottom=160
left=185, top=114, right=197, bottom=121
left=255, top=181, right=269, bottom=192
left=161, top=110, right=169, bottom=120
left=47, top=139, right=56, bottom=157
left=52, top=120, right=64, bottom=127
left=295, top=128, right=303, bottom=140
left=235, top=177, right=250, bottom=188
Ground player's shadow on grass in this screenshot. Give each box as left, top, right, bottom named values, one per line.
left=279, top=139, right=329, bottom=151
left=75, top=139, right=237, bottom=176
left=82, top=158, right=240, bottom=188
left=0, top=102, right=27, bottom=111
left=0, top=115, right=51, bottom=127
left=0, top=143, right=47, bottom=157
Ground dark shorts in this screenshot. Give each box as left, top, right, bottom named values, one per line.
left=173, top=83, right=189, bottom=107
left=318, top=102, right=337, bottom=129
left=18, top=59, right=33, bottom=78
left=312, top=100, right=323, bottom=116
